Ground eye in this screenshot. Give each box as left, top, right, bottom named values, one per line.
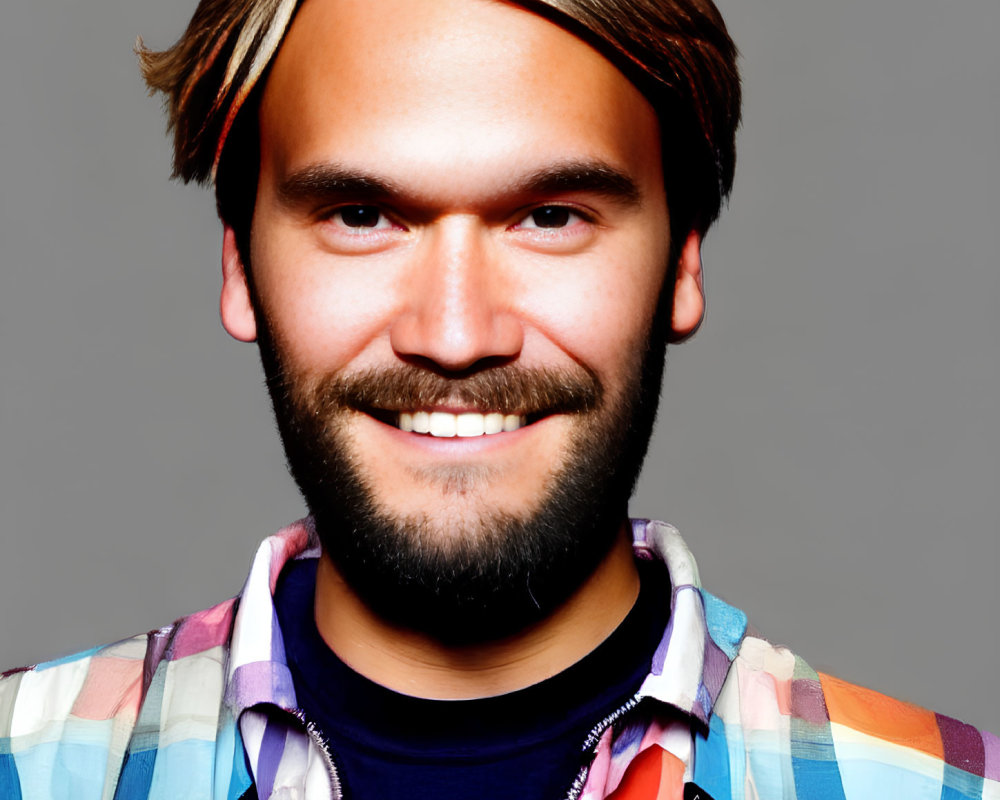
left=517, top=206, right=582, bottom=230
left=328, top=205, right=395, bottom=231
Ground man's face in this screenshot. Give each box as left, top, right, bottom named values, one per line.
left=222, top=0, right=700, bottom=635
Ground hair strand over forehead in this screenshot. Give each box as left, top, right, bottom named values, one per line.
left=137, top=0, right=299, bottom=183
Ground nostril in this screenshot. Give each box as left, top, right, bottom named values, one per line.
left=388, top=310, right=524, bottom=373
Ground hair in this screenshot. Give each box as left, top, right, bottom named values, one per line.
left=139, top=0, right=740, bottom=263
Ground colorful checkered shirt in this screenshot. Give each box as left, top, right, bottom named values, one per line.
left=1, top=518, right=996, bottom=799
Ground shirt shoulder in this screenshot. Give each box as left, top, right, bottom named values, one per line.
left=699, top=595, right=999, bottom=799
left=0, top=596, right=240, bottom=798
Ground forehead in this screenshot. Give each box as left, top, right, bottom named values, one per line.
left=258, top=0, right=662, bottom=199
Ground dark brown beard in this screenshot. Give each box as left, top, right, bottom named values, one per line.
left=256, top=324, right=667, bottom=644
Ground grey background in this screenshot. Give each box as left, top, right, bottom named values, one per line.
left=1, top=0, right=996, bottom=730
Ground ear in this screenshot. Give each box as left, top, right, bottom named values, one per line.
left=668, top=230, right=705, bottom=342
left=220, top=225, right=257, bottom=343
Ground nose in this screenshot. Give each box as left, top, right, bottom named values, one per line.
left=389, top=218, right=523, bottom=372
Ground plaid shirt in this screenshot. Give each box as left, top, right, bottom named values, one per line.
left=1, top=518, right=996, bottom=799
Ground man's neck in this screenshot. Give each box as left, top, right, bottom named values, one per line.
left=313, top=523, right=640, bottom=700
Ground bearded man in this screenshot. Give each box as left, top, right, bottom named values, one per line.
left=1, top=0, right=995, bottom=798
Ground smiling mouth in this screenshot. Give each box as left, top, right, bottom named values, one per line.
left=335, top=365, right=598, bottom=440
left=397, top=411, right=529, bottom=438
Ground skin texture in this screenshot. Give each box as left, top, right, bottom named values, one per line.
left=220, top=0, right=704, bottom=698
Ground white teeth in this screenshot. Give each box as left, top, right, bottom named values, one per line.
left=412, top=411, right=431, bottom=434
left=396, top=411, right=528, bottom=437
left=456, top=413, right=485, bottom=437
left=503, top=414, right=523, bottom=432
left=429, top=412, right=457, bottom=437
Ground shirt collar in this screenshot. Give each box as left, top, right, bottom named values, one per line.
left=631, top=519, right=746, bottom=728
left=224, top=517, right=318, bottom=715
left=222, top=517, right=745, bottom=729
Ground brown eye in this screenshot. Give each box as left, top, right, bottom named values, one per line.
left=336, top=205, right=385, bottom=228
left=529, top=206, right=572, bottom=228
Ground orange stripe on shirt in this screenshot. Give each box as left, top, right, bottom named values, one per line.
left=819, top=672, right=944, bottom=759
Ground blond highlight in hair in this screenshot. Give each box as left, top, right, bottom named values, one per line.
left=137, top=0, right=299, bottom=183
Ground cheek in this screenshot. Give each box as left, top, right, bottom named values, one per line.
left=514, top=243, right=668, bottom=385
left=251, top=233, right=401, bottom=373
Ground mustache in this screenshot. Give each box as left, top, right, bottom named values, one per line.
left=300, top=364, right=603, bottom=417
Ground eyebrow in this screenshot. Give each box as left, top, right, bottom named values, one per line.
left=519, top=161, right=642, bottom=208
left=277, top=166, right=400, bottom=207
left=276, top=159, right=643, bottom=210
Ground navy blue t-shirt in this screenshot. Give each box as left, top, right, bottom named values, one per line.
left=272, top=557, right=671, bottom=800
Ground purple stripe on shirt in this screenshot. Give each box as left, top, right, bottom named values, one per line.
left=270, top=607, right=287, bottom=664
left=701, top=637, right=730, bottom=706
left=791, top=679, right=830, bottom=726
left=937, top=713, right=986, bottom=777
left=980, top=727, right=1000, bottom=781
left=226, top=662, right=298, bottom=713
left=650, top=605, right=675, bottom=676
left=256, top=717, right=288, bottom=798
left=143, top=628, right=172, bottom=690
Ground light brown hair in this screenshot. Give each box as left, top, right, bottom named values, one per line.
left=140, top=0, right=740, bottom=253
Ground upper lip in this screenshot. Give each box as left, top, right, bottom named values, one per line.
left=387, top=405, right=511, bottom=415
left=362, top=404, right=539, bottom=419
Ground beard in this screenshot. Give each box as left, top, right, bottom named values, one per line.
left=256, top=310, right=668, bottom=644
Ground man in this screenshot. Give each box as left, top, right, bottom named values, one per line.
left=1, top=0, right=995, bottom=798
